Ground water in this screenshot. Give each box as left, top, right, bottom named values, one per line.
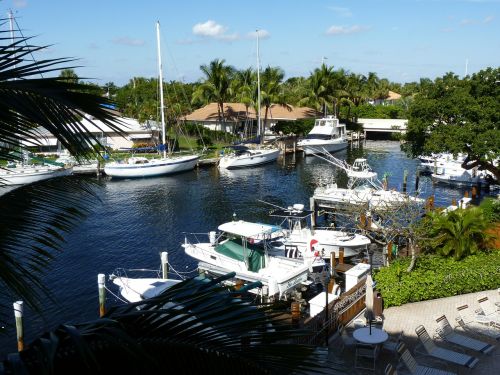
left=0, top=141, right=491, bottom=354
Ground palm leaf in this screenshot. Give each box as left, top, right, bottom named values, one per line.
left=4, top=275, right=344, bottom=374
left=0, top=178, right=102, bottom=327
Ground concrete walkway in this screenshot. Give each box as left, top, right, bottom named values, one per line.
left=331, top=289, right=500, bottom=374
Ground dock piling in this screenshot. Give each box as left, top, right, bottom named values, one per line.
left=13, top=301, right=23, bottom=352
left=415, top=170, right=420, bottom=191
left=161, top=251, right=169, bottom=279
left=310, top=197, right=317, bottom=228
left=330, top=252, right=336, bottom=277
left=98, top=273, right=106, bottom=317
left=403, top=170, right=408, bottom=192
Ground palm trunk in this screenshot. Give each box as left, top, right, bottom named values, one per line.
left=406, top=238, right=417, bottom=272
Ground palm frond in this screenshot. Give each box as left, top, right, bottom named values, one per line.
left=0, top=178, right=102, bottom=327
left=2, top=276, right=344, bottom=375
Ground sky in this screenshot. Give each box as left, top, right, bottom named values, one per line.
left=3, top=0, right=499, bottom=86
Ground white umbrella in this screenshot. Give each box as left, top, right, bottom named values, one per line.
left=365, top=274, right=374, bottom=334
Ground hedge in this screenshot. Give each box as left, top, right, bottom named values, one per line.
left=373, top=251, right=500, bottom=308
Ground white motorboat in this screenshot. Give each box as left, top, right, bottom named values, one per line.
left=182, top=220, right=312, bottom=300
left=104, top=155, right=199, bottom=178
left=104, top=22, right=199, bottom=179
left=312, top=154, right=423, bottom=210
left=0, top=160, right=72, bottom=186
left=298, top=115, right=348, bottom=155
left=218, top=146, right=280, bottom=169
left=432, top=164, right=491, bottom=187
left=268, top=203, right=370, bottom=259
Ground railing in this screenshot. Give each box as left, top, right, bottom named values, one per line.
left=294, top=277, right=367, bottom=345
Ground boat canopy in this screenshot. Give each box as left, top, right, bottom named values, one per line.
left=215, top=239, right=265, bottom=272
left=218, top=220, right=280, bottom=237
left=269, top=207, right=313, bottom=219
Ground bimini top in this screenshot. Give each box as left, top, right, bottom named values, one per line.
left=269, top=205, right=313, bottom=219
left=218, top=220, right=280, bottom=237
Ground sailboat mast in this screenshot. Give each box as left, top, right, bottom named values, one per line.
left=256, top=29, right=262, bottom=144
left=156, top=21, right=167, bottom=158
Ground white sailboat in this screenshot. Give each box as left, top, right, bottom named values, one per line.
left=218, top=30, right=280, bottom=170
left=298, top=115, right=348, bottom=155
left=0, top=162, right=72, bottom=186
left=182, top=220, right=311, bottom=300
left=104, top=22, right=199, bottom=178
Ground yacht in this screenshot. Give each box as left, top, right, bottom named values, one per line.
left=298, top=115, right=348, bottom=155
left=182, top=220, right=313, bottom=300
left=267, top=203, right=370, bottom=259
left=218, top=146, right=280, bottom=169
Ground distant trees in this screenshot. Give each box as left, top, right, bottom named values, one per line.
left=402, top=67, right=500, bottom=183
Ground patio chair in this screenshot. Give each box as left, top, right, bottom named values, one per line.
left=355, top=342, right=379, bottom=371
left=384, top=363, right=397, bottom=375
left=455, top=316, right=500, bottom=341
left=434, top=315, right=495, bottom=354
left=415, top=325, right=479, bottom=368
left=382, top=330, right=404, bottom=358
left=456, top=303, right=498, bottom=328
left=397, top=342, right=456, bottom=375
left=477, top=295, right=500, bottom=325
left=328, top=324, right=356, bottom=353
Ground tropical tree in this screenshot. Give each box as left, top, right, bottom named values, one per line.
left=259, top=66, right=290, bottom=138
left=2, top=275, right=341, bottom=374
left=231, top=67, right=256, bottom=136
left=402, top=68, right=500, bottom=183
left=299, top=64, right=335, bottom=115
left=192, top=59, right=235, bottom=131
left=423, top=207, right=491, bottom=260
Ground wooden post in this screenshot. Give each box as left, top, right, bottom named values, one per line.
left=96, top=159, right=101, bottom=177
left=161, top=251, right=169, bottom=279
left=328, top=279, right=335, bottom=293
left=291, top=302, right=300, bottom=324
left=330, top=252, right=336, bottom=277
left=415, top=170, right=420, bottom=191
left=366, top=215, right=372, bottom=230
left=310, top=197, right=317, bottom=228
left=472, top=186, right=478, bottom=199
left=360, top=214, right=366, bottom=229
left=464, top=190, right=469, bottom=198
left=339, top=248, right=344, bottom=264
left=451, top=198, right=457, bottom=207
left=403, top=170, right=408, bottom=192
left=13, top=301, right=23, bottom=352
left=387, top=241, right=392, bottom=262
left=98, top=273, right=106, bottom=317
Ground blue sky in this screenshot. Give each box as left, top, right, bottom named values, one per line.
left=4, top=0, right=499, bottom=86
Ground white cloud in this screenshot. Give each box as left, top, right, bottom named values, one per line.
left=484, top=15, right=494, bottom=23
left=326, top=25, right=369, bottom=35
left=327, top=6, right=352, bottom=17
left=193, top=20, right=227, bottom=37
left=247, top=29, right=270, bottom=39
left=192, top=20, right=239, bottom=41
left=112, top=37, right=145, bottom=47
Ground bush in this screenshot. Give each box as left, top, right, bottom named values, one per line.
left=374, top=252, right=500, bottom=308
left=479, top=197, right=500, bottom=223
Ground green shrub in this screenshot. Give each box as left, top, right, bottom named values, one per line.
left=374, top=252, right=500, bottom=308
left=479, top=198, right=500, bottom=223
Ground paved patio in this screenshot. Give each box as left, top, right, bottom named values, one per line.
left=327, top=289, right=499, bottom=374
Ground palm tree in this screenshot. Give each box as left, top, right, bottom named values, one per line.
left=192, top=59, right=235, bottom=132
left=258, top=66, right=290, bottom=139
left=425, top=207, right=491, bottom=260
left=232, top=68, right=256, bottom=137
left=299, top=64, right=334, bottom=115
left=3, top=274, right=343, bottom=374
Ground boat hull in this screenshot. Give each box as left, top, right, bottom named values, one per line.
left=104, top=155, right=199, bottom=178
left=431, top=173, right=489, bottom=187
left=0, top=166, right=73, bottom=185
left=299, top=140, right=348, bottom=155
left=219, top=149, right=280, bottom=169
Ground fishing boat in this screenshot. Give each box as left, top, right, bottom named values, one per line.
left=182, top=220, right=312, bottom=300
left=218, top=30, right=279, bottom=170
left=432, top=164, right=491, bottom=187
left=267, top=203, right=371, bottom=259
left=297, top=115, right=348, bottom=155
left=104, top=22, right=199, bottom=178
left=312, top=153, right=423, bottom=210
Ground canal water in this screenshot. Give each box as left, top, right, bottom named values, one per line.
left=0, top=141, right=491, bottom=355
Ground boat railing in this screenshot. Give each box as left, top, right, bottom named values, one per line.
left=314, top=226, right=361, bottom=236
left=110, top=267, right=162, bottom=280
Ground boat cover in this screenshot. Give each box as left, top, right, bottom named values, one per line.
left=215, top=239, right=265, bottom=272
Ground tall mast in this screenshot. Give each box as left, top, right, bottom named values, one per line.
left=8, top=10, right=17, bottom=73
left=156, top=21, right=167, bottom=158
left=256, top=29, right=262, bottom=144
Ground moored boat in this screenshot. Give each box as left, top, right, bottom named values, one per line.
left=297, top=115, right=348, bottom=155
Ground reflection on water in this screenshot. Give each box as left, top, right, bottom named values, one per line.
left=0, top=141, right=495, bottom=354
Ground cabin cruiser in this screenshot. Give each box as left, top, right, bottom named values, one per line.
left=312, top=155, right=424, bottom=210
left=297, top=115, right=348, bottom=155
left=218, top=145, right=280, bottom=169
left=267, top=204, right=370, bottom=259
left=182, top=220, right=316, bottom=300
